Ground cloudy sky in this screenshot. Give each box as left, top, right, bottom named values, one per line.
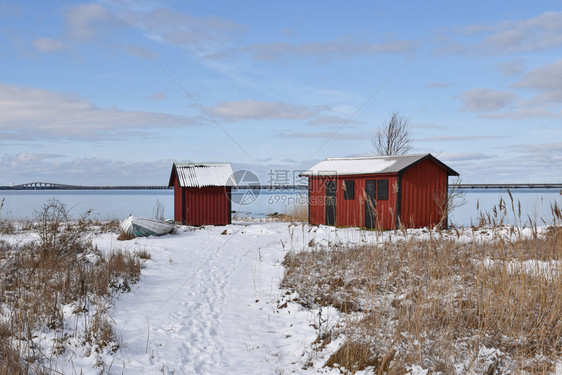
left=1, top=0, right=561, bottom=185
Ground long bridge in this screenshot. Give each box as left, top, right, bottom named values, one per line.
left=0, top=182, right=171, bottom=190
left=0, top=182, right=308, bottom=190
left=456, top=183, right=562, bottom=190
left=1, top=182, right=562, bottom=191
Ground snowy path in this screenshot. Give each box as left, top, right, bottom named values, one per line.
left=73, top=222, right=328, bottom=374
left=25, top=222, right=562, bottom=374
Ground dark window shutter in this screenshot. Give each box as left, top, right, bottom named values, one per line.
left=344, top=180, right=355, bottom=200
left=377, top=179, right=388, bottom=200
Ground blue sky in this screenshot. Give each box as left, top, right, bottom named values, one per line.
left=1, top=0, right=561, bottom=185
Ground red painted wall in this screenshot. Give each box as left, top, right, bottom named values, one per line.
left=170, top=170, right=231, bottom=225
left=171, top=172, right=183, bottom=223
left=361, top=175, right=398, bottom=230
left=308, top=174, right=398, bottom=229
left=306, top=158, right=451, bottom=229
left=399, top=159, right=448, bottom=228
left=183, top=186, right=231, bottom=226
left=308, top=177, right=325, bottom=226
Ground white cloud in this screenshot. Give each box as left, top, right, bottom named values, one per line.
left=436, top=11, right=562, bottom=56
left=513, top=59, right=562, bottom=103
left=306, top=116, right=359, bottom=126
left=61, top=4, right=245, bottom=56
left=0, top=154, right=174, bottom=185
left=439, top=152, right=495, bottom=162
left=516, top=141, right=562, bottom=154
left=0, top=84, right=201, bottom=140
left=118, top=44, right=157, bottom=59
left=64, top=3, right=124, bottom=41
left=454, top=60, right=562, bottom=119
left=481, top=11, right=562, bottom=54
left=32, top=38, right=70, bottom=53
left=32, top=4, right=157, bottom=59
left=0, top=1, right=21, bottom=16
left=410, top=122, right=448, bottom=130
left=136, top=8, right=243, bottom=52
left=281, top=28, right=296, bottom=38
left=277, top=131, right=368, bottom=140
left=440, top=141, right=562, bottom=183
left=211, top=37, right=416, bottom=62
left=2, top=153, right=64, bottom=167
left=207, top=100, right=318, bottom=121
left=497, top=60, right=526, bottom=76
left=24, top=3, right=247, bottom=61
left=481, top=108, right=561, bottom=119
left=149, top=92, right=167, bottom=101
left=419, top=135, right=503, bottom=142
left=457, top=88, right=516, bottom=112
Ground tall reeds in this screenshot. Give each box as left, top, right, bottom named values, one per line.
left=0, top=199, right=145, bottom=374
left=282, top=195, right=562, bottom=373
left=0, top=198, right=15, bottom=235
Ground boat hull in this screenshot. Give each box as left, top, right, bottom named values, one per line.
left=120, top=216, right=175, bottom=238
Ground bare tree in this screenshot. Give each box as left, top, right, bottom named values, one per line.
left=372, top=112, right=412, bottom=155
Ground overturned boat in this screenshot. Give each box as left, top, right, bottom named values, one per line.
left=119, top=216, right=175, bottom=238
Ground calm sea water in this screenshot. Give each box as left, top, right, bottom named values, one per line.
left=451, top=189, right=561, bottom=226
left=0, top=188, right=560, bottom=226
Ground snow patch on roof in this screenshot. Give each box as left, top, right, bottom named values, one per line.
left=173, top=163, right=237, bottom=187
left=301, top=158, right=397, bottom=176
left=299, top=153, right=461, bottom=177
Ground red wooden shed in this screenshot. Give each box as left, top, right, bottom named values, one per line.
left=168, top=163, right=237, bottom=225
left=300, top=153, right=459, bottom=229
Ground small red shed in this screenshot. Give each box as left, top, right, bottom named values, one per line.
left=300, top=154, right=459, bottom=229
left=168, top=163, right=237, bottom=225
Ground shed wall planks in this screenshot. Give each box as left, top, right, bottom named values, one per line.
left=400, top=158, right=448, bottom=228
left=304, top=154, right=456, bottom=230
left=169, top=164, right=233, bottom=226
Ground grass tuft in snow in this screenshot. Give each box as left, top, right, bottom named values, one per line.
left=0, top=197, right=15, bottom=235
left=267, top=203, right=309, bottom=223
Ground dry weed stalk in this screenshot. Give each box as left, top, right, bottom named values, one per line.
left=434, top=177, right=467, bottom=229
left=268, top=203, right=309, bottom=223
left=0, top=197, right=15, bottom=235
left=285, top=203, right=308, bottom=223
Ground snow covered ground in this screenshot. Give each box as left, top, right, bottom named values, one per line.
left=44, top=221, right=362, bottom=374
left=8, top=221, right=559, bottom=374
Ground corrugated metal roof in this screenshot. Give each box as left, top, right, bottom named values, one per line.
left=171, top=163, right=237, bottom=187
left=300, top=153, right=459, bottom=177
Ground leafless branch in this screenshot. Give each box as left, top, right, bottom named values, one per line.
left=434, top=177, right=467, bottom=228
left=372, top=112, right=412, bottom=156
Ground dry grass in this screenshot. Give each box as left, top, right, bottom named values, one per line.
left=137, top=248, right=152, bottom=261
left=282, top=200, right=562, bottom=374
left=117, top=230, right=136, bottom=241
left=268, top=203, right=309, bottom=223
left=0, top=199, right=145, bottom=373
left=96, top=219, right=121, bottom=234
left=0, top=198, right=15, bottom=235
